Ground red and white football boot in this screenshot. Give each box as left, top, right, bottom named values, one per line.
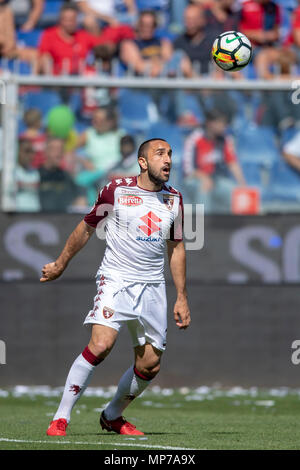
left=46, top=418, right=68, bottom=436
left=100, top=411, right=144, bottom=435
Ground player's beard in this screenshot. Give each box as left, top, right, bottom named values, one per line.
left=147, top=163, right=171, bottom=186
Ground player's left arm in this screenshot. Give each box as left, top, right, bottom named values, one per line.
left=167, top=240, right=191, bottom=330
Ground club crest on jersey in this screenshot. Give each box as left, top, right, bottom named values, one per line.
left=163, top=194, right=174, bottom=210
left=118, top=195, right=143, bottom=207
left=103, top=306, right=114, bottom=319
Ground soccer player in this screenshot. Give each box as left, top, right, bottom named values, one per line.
left=41, top=138, right=191, bottom=436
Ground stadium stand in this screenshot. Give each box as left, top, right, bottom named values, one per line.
left=0, top=0, right=300, bottom=214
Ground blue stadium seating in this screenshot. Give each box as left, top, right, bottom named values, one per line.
left=280, top=127, right=299, bottom=146
left=241, top=162, right=264, bottom=187
left=235, top=125, right=279, bottom=167
left=17, top=30, right=42, bottom=48
left=0, top=58, right=32, bottom=75
left=118, top=90, right=159, bottom=134
left=136, top=0, right=169, bottom=12
left=22, top=90, right=62, bottom=118
left=43, top=0, right=64, bottom=16
left=40, top=0, right=63, bottom=27
left=264, top=159, right=300, bottom=202
left=145, top=121, right=184, bottom=155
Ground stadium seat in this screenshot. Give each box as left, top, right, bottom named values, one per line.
left=0, top=58, right=32, bottom=75
left=23, top=90, right=62, bottom=118
left=264, top=159, right=300, bottom=203
left=136, top=0, right=170, bottom=26
left=118, top=90, right=159, bottom=134
left=235, top=125, right=279, bottom=167
left=43, top=0, right=64, bottom=15
left=17, top=30, right=42, bottom=48
left=136, top=0, right=169, bottom=12
left=280, top=127, right=299, bottom=146
left=241, top=162, right=264, bottom=187
left=40, top=0, right=64, bottom=27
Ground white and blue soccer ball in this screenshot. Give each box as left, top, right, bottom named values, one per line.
left=212, top=31, right=252, bottom=72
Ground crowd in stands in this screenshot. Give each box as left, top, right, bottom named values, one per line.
left=1, top=0, right=300, bottom=213
left=0, top=0, right=299, bottom=78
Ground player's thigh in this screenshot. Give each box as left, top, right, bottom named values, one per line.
left=134, top=342, right=162, bottom=372
left=88, top=324, right=118, bottom=358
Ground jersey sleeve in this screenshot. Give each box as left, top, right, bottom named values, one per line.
left=168, top=193, right=184, bottom=242
left=84, top=182, right=115, bottom=228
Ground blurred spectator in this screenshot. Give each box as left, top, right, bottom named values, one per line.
left=206, top=0, right=241, bottom=35
left=77, top=107, right=124, bottom=173
left=286, top=0, right=300, bottom=49
left=255, top=0, right=300, bottom=79
left=19, top=109, right=46, bottom=168
left=75, top=0, right=137, bottom=33
left=0, top=0, right=16, bottom=58
left=173, top=4, right=216, bottom=76
left=10, top=0, right=44, bottom=31
left=0, top=0, right=39, bottom=65
left=239, top=0, right=281, bottom=48
left=108, top=135, right=140, bottom=179
left=38, top=2, right=98, bottom=75
left=282, top=131, right=300, bottom=179
left=255, top=45, right=297, bottom=79
left=39, top=137, right=85, bottom=212
left=183, top=109, right=246, bottom=212
left=16, top=139, right=40, bottom=212
left=75, top=107, right=124, bottom=204
left=120, top=10, right=174, bottom=77
left=87, top=23, right=135, bottom=73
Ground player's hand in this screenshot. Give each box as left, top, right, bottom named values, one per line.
left=173, top=296, right=191, bottom=330
left=40, top=261, right=65, bottom=282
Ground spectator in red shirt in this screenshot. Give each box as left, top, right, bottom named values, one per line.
left=255, top=1, right=300, bottom=79
left=239, top=0, right=281, bottom=47
left=38, top=2, right=98, bottom=75
left=183, top=109, right=246, bottom=213
left=285, top=0, right=300, bottom=51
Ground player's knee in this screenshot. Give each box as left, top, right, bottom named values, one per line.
left=89, top=338, right=113, bottom=359
left=139, top=362, right=161, bottom=380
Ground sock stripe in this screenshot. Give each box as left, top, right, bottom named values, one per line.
left=82, top=346, right=103, bottom=366
left=133, top=366, right=151, bottom=381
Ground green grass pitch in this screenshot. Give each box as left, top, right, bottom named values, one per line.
left=1, top=386, right=300, bottom=450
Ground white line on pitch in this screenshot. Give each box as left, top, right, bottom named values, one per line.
left=0, top=437, right=198, bottom=450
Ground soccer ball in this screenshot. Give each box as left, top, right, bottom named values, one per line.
left=212, top=31, right=252, bottom=72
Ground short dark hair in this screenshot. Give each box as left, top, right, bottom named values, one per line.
left=137, top=138, right=167, bottom=159
left=139, top=10, right=158, bottom=28
left=205, top=109, right=227, bottom=123
left=60, top=2, right=78, bottom=15
left=121, top=135, right=135, bottom=148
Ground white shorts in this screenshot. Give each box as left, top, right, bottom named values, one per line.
left=84, top=272, right=167, bottom=351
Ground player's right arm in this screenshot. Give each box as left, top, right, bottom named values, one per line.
left=40, top=181, right=115, bottom=282
left=40, top=220, right=94, bottom=282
